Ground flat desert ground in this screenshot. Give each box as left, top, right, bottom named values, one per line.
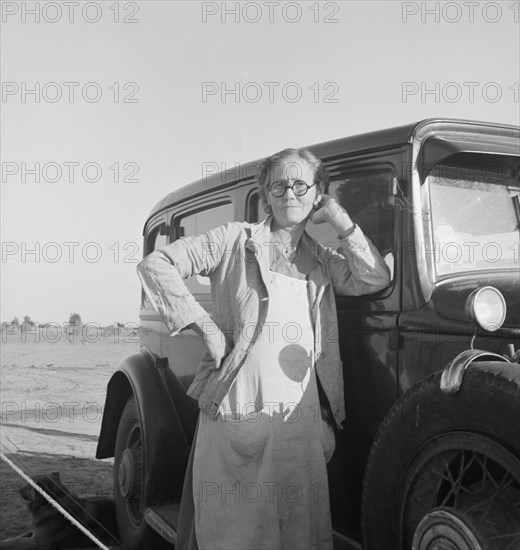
left=0, top=329, right=139, bottom=540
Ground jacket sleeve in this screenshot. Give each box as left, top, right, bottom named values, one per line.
left=136, top=222, right=235, bottom=335
left=322, top=224, right=391, bottom=296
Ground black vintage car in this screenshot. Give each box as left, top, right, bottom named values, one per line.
left=96, top=119, right=520, bottom=550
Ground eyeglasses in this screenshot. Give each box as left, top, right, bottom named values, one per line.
left=268, top=179, right=316, bottom=197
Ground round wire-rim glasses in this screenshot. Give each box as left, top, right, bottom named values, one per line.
left=268, top=179, right=316, bottom=197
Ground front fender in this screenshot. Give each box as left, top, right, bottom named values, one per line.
left=96, top=348, right=192, bottom=502
left=440, top=348, right=514, bottom=394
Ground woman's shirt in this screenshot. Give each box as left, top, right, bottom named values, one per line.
left=136, top=215, right=391, bottom=429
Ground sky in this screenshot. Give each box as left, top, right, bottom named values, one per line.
left=1, top=0, right=519, bottom=326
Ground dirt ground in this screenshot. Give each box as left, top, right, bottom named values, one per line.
left=0, top=330, right=139, bottom=540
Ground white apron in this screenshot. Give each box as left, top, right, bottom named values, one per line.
left=192, top=269, right=335, bottom=550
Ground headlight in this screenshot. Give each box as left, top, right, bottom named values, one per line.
left=465, top=286, right=506, bottom=332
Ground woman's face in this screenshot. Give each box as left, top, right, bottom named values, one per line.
left=266, top=154, right=321, bottom=229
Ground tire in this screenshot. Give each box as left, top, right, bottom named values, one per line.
left=362, top=368, right=520, bottom=550
left=113, top=395, right=168, bottom=550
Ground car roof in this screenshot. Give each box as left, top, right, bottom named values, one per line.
left=145, top=118, right=519, bottom=226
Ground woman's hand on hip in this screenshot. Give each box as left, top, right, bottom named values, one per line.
left=202, top=331, right=232, bottom=370
left=189, top=316, right=231, bottom=370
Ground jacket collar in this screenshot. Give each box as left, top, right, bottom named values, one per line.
left=248, top=215, right=272, bottom=242
left=245, top=216, right=330, bottom=315
left=246, top=215, right=326, bottom=268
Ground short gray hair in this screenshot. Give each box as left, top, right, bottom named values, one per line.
left=257, top=148, right=330, bottom=214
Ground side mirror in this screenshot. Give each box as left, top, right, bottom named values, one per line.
left=382, top=176, right=399, bottom=209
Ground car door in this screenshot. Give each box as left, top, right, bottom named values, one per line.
left=161, top=201, right=235, bottom=390
left=313, top=157, right=401, bottom=536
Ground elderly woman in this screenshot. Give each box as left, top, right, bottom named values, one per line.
left=137, top=148, right=390, bottom=550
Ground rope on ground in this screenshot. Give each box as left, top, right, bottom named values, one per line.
left=0, top=450, right=110, bottom=550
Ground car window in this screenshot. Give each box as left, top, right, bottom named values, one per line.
left=306, top=171, right=396, bottom=281
left=427, top=153, right=520, bottom=275
left=142, top=224, right=170, bottom=307
left=249, top=191, right=268, bottom=223
left=152, top=229, right=168, bottom=252
left=176, top=202, right=234, bottom=238
left=174, top=202, right=234, bottom=296
left=145, top=224, right=169, bottom=255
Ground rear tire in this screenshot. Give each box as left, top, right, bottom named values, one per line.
left=114, top=395, right=168, bottom=549
left=362, top=368, right=520, bottom=550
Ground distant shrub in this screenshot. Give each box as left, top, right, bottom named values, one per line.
left=69, top=313, right=82, bottom=326
left=23, top=315, right=34, bottom=327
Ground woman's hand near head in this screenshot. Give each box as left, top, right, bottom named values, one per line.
left=309, top=195, right=356, bottom=238
left=308, top=194, right=337, bottom=225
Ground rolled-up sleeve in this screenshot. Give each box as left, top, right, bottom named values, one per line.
left=136, top=222, right=232, bottom=335
left=324, top=225, right=391, bottom=296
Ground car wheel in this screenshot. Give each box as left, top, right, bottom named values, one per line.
left=114, top=395, right=167, bottom=549
left=362, top=368, right=520, bottom=550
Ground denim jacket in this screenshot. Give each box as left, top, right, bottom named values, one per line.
left=136, top=216, right=391, bottom=429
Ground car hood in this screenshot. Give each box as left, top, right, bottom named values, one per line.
left=431, top=272, right=520, bottom=329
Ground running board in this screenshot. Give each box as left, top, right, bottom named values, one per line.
left=332, top=530, right=363, bottom=550
left=144, top=503, right=180, bottom=544
left=145, top=503, right=362, bottom=550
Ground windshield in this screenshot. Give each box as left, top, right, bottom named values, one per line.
left=427, top=153, right=520, bottom=276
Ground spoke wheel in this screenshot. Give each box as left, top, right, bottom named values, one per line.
left=362, top=368, right=520, bottom=550
left=400, top=432, right=520, bottom=550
